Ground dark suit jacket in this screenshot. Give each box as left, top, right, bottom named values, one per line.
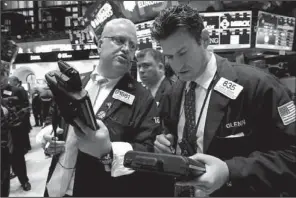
left=44, top=72, right=162, bottom=197
left=159, top=55, right=296, bottom=196
left=1, top=84, right=30, bottom=150
left=154, top=77, right=173, bottom=103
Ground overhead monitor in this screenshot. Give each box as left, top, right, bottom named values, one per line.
left=255, top=11, right=295, bottom=51
left=199, top=10, right=252, bottom=51
left=135, top=20, right=162, bottom=52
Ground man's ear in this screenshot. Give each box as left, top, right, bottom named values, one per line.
left=158, top=62, right=164, bottom=71
left=97, top=39, right=103, bottom=54
left=201, top=29, right=210, bottom=49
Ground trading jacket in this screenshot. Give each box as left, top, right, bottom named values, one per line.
left=159, top=55, right=296, bottom=196
left=44, top=72, right=162, bottom=197
left=1, top=84, right=30, bottom=151
left=154, top=77, right=173, bottom=103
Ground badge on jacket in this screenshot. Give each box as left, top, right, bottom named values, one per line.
left=3, top=90, right=12, bottom=96
left=112, top=89, right=135, bottom=105
left=277, top=101, right=296, bottom=126
left=214, top=77, right=243, bottom=100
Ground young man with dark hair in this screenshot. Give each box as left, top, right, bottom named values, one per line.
left=151, top=4, right=296, bottom=197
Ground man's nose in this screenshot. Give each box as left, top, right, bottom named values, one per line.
left=139, top=67, right=144, bottom=73
left=121, top=42, right=131, bottom=52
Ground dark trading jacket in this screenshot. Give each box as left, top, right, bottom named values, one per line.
left=154, top=77, right=173, bottom=103
left=1, top=84, right=30, bottom=150
left=45, top=72, right=162, bottom=197
left=159, top=55, right=296, bottom=196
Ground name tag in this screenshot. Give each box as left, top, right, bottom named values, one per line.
left=3, top=90, right=12, bottom=96
left=214, top=77, right=243, bottom=100
left=112, top=89, right=135, bottom=105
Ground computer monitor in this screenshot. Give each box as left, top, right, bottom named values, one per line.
left=135, top=20, right=162, bottom=51
left=255, top=11, right=295, bottom=51
left=199, top=10, right=252, bottom=51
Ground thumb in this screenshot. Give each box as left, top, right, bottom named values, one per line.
left=96, top=119, right=107, bottom=130
left=189, top=153, right=212, bottom=164
left=44, top=134, right=58, bottom=142
left=56, top=127, right=64, bottom=135
left=165, top=134, right=174, bottom=144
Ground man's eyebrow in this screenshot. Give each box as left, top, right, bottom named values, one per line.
left=163, top=46, right=186, bottom=57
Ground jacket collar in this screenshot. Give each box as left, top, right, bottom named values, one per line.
left=203, top=54, right=238, bottom=152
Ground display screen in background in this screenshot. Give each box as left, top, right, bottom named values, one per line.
left=200, top=11, right=252, bottom=51
left=255, top=11, right=295, bottom=51
left=135, top=20, right=162, bottom=52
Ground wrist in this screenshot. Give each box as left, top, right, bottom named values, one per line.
left=98, top=147, right=113, bottom=165
left=223, top=161, right=232, bottom=187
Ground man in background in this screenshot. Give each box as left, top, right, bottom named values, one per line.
left=39, top=86, right=53, bottom=127
left=136, top=48, right=173, bottom=104
left=9, top=76, right=32, bottom=152
left=1, top=60, right=13, bottom=197
left=2, top=75, right=31, bottom=191
left=31, top=88, right=43, bottom=127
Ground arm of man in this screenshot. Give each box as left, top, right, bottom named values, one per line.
left=225, top=75, right=296, bottom=195
left=111, top=90, right=162, bottom=177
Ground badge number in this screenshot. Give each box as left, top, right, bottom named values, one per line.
left=214, top=77, right=243, bottom=100
left=112, top=89, right=135, bottom=105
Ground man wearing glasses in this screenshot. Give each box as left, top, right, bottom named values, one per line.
left=41, top=18, right=161, bottom=197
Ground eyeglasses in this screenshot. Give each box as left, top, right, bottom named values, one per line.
left=104, top=36, right=138, bottom=51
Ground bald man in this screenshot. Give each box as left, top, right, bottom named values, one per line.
left=42, top=18, right=161, bottom=197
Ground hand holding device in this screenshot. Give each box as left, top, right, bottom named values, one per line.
left=123, top=151, right=206, bottom=179
left=45, top=60, right=99, bottom=134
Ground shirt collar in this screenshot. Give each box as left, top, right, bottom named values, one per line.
left=150, top=75, right=165, bottom=91
left=150, top=75, right=165, bottom=97
left=90, top=65, right=122, bottom=87
left=186, top=52, right=217, bottom=91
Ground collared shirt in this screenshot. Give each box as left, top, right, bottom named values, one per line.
left=85, top=68, right=121, bottom=114
left=177, top=52, right=217, bottom=155
left=149, top=75, right=165, bottom=98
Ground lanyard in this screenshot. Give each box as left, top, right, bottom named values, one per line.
left=190, top=72, right=218, bottom=133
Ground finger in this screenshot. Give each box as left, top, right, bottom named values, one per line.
left=165, top=134, right=174, bottom=144
left=156, top=134, right=172, bottom=147
left=194, top=189, right=208, bottom=197
left=153, top=145, right=163, bottom=153
left=189, top=153, right=212, bottom=164
left=154, top=140, right=173, bottom=154
left=96, top=119, right=107, bottom=130
left=43, top=134, right=57, bottom=142
left=56, top=127, right=64, bottom=135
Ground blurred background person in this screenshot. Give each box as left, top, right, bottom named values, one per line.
left=31, top=88, right=43, bottom=127
left=9, top=76, right=32, bottom=152
left=136, top=48, right=173, bottom=104
left=39, top=86, right=53, bottom=128
left=1, top=59, right=14, bottom=197
left=2, top=74, right=31, bottom=191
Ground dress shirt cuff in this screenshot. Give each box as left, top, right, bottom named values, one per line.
left=36, top=125, right=53, bottom=145
left=111, top=142, right=135, bottom=177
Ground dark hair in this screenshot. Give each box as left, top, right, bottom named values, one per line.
left=136, top=48, right=164, bottom=66
left=9, top=76, right=20, bottom=83
left=151, top=4, right=204, bottom=44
